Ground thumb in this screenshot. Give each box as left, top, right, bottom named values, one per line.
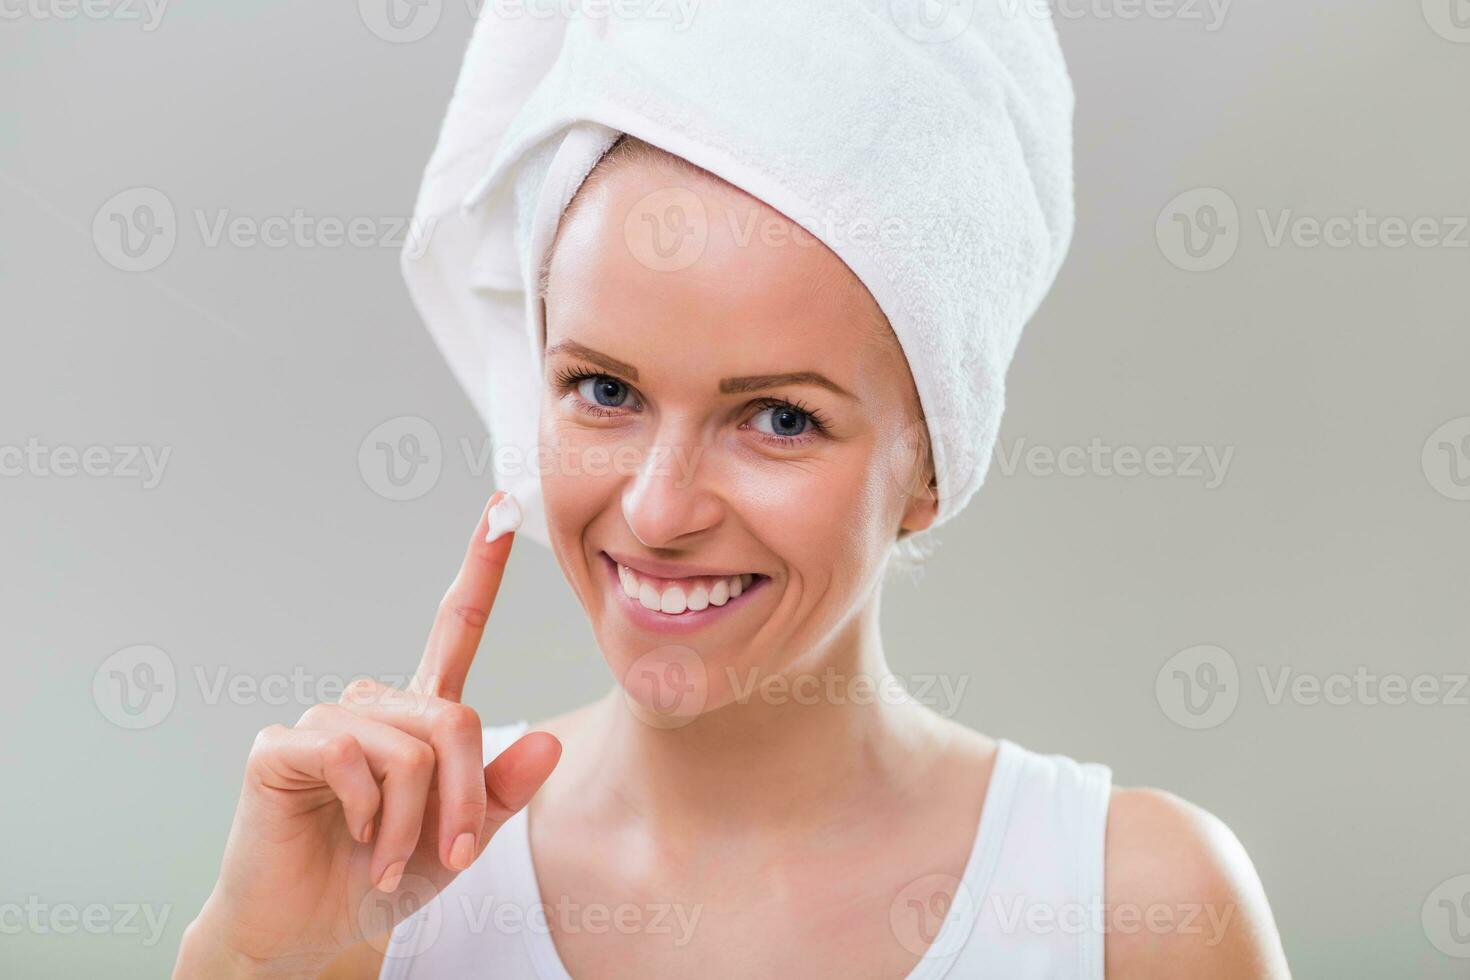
left=481, top=731, right=563, bottom=834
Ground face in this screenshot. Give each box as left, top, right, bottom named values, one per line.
left=538, top=156, right=936, bottom=723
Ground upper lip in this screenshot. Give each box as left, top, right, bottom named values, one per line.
left=602, top=550, right=759, bottom=581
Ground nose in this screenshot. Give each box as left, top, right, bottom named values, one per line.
left=620, top=432, right=723, bottom=549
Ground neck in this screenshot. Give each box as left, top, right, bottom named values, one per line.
left=562, top=589, right=945, bottom=844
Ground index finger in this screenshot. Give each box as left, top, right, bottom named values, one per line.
left=412, top=490, right=521, bottom=702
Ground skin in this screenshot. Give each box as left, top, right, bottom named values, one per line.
left=175, top=147, right=1292, bottom=979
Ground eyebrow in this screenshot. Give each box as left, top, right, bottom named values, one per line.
left=545, top=341, right=855, bottom=399
left=719, top=372, right=854, bottom=399
left=545, top=341, right=640, bottom=381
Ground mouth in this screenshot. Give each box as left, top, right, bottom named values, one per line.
left=598, top=551, right=769, bottom=634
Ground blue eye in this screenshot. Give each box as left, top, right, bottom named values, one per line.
left=752, top=403, right=811, bottom=438
left=577, top=375, right=630, bottom=408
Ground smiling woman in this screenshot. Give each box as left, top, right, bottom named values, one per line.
left=171, top=4, right=1294, bottom=979
left=530, top=137, right=947, bottom=724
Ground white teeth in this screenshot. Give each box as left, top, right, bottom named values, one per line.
left=617, top=561, right=756, bottom=615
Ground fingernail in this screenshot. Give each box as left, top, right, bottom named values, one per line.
left=449, top=832, right=477, bottom=871
left=359, top=820, right=375, bottom=844
left=376, top=860, right=406, bottom=893
left=485, top=492, right=522, bottom=543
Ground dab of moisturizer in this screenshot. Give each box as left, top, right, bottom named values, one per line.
left=485, top=492, right=522, bottom=543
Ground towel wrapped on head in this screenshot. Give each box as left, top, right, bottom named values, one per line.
left=402, top=0, right=1076, bottom=548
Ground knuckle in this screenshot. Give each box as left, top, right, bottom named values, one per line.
left=394, top=739, right=435, bottom=774
left=450, top=795, right=487, bottom=823
left=320, top=733, right=362, bottom=770
left=439, top=595, right=489, bottom=631
left=434, top=702, right=482, bottom=740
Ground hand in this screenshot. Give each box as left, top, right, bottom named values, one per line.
left=174, top=492, right=560, bottom=978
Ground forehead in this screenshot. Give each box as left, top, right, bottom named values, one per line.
left=544, top=162, right=895, bottom=388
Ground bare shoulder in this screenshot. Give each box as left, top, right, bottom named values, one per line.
left=1104, top=786, right=1292, bottom=979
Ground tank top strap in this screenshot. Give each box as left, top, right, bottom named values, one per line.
left=940, top=738, right=1113, bottom=979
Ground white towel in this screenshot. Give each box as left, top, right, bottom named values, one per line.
left=403, top=0, right=1075, bottom=548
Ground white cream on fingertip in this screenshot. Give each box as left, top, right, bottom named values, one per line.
left=485, top=492, right=522, bottom=543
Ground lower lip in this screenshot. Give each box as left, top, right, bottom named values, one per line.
left=599, top=553, right=767, bottom=635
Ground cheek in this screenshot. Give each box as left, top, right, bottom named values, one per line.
left=537, top=406, right=626, bottom=549
left=725, top=442, right=895, bottom=585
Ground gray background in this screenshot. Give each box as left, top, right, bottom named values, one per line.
left=3, top=1, right=1468, bottom=976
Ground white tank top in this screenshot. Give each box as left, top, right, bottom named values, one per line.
left=380, top=721, right=1112, bottom=979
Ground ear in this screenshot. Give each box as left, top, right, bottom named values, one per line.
left=898, top=474, right=939, bottom=535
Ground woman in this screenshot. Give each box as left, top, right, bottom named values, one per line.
left=175, top=4, right=1291, bottom=977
